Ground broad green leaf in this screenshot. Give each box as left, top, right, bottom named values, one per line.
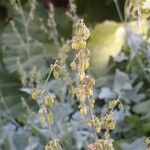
left=114, top=69, right=132, bottom=93
left=88, top=21, right=125, bottom=75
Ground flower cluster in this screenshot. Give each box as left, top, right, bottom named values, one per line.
left=32, top=89, right=55, bottom=125
left=70, top=21, right=124, bottom=147
left=31, top=62, right=64, bottom=150
left=87, top=133, right=114, bottom=150
left=125, top=0, right=150, bottom=20
left=71, top=19, right=93, bottom=116
left=71, top=20, right=100, bottom=135
left=71, top=21, right=124, bottom=148
left=101, top=112, right=116, bottom=131
left=88, top=97, right=123, bottom=150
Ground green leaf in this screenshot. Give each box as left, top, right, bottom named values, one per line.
left=133, top=100, right=150, bottom=119
left=121, top=137, right=146, bottom=150
left=88, top=21, right=125, bottom=75
left=114, top=69, right=132, bottom=93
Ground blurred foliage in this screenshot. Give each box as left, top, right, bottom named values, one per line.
left=0, top=0, right=150, bottom=150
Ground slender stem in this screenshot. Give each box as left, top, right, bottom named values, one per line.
left=43, top=60, right=58, bottom=89
left=0, top=109, right=22, bottom=128
left=113, top=0, right=124, bottom=23
left=44, top=69, right=53, bottom=89
left=17, top=0, right=30, bottom=58
left=0, top=92, right=23, bottom=128
left=11, top=21, right=30, bottom=58
left=113, top=0, right=150, bottom=84
left=47, top=114, right=54, bottom=140
left=87, top=96, right=98, bottom=141
left=137, top=0, right=142, bottom=32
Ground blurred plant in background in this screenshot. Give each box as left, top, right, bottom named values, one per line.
left=0, top=0, right=150, bottom=150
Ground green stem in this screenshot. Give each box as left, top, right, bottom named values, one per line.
left=87, top=95, right=98, bottom=141
left=113, top=0, right=124, bottom=23
left=44, top=60, right=58, bottom=89
left=47, top=115, right=54, bottom=140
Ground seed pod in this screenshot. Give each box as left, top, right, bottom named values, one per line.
left=85, top=76, right=95, bottom=92
left=102, top=113, right=116, bottom=131
left=89, top=78, right=95, bottom=86
left=79, top=40, right=86, bottom=49
left=108, top=119, right=116, bottom=130
left=53, top=70, right=59, bottom=79
left=95, top=127, right=101, bottom=133
left=78, top=91, right=86, bottom=102
left=108, top=100, right=117, bottom=110
left=40, top=115, right=46, bottom=125
left=44, top=95, right=54, bottom=106
left=102, top=137, right=114, bottom=150
left=47, top=113, right=54, bottom=122
left=80, top=106, right=87, bottom=115
left=39, top=106, right=47, bottom=115
left=85, top=48, right=91, bottom=56
left=32, top=91, right=38, bottom=100
left=91, top=117, right=101, bottom=133
left=32, top=89, right=43, bottom=100
left=37, top=89, right=43, bottom=95
left=72, top=40, right=80, bottom=50
left=79, top=73, right=85, bottom=82
left=88, top=140, right=103, bottom=150
left=54, top=64, right=61, bottom=72
left=70, top=61, right=77, bottom=70
left=84, top=60, right=89, bottom=70
left=82, top=27, right=90, bottom=41
left=95, top=141, right=103, bottom=150
left=89, top=99, right=95, bottom=108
